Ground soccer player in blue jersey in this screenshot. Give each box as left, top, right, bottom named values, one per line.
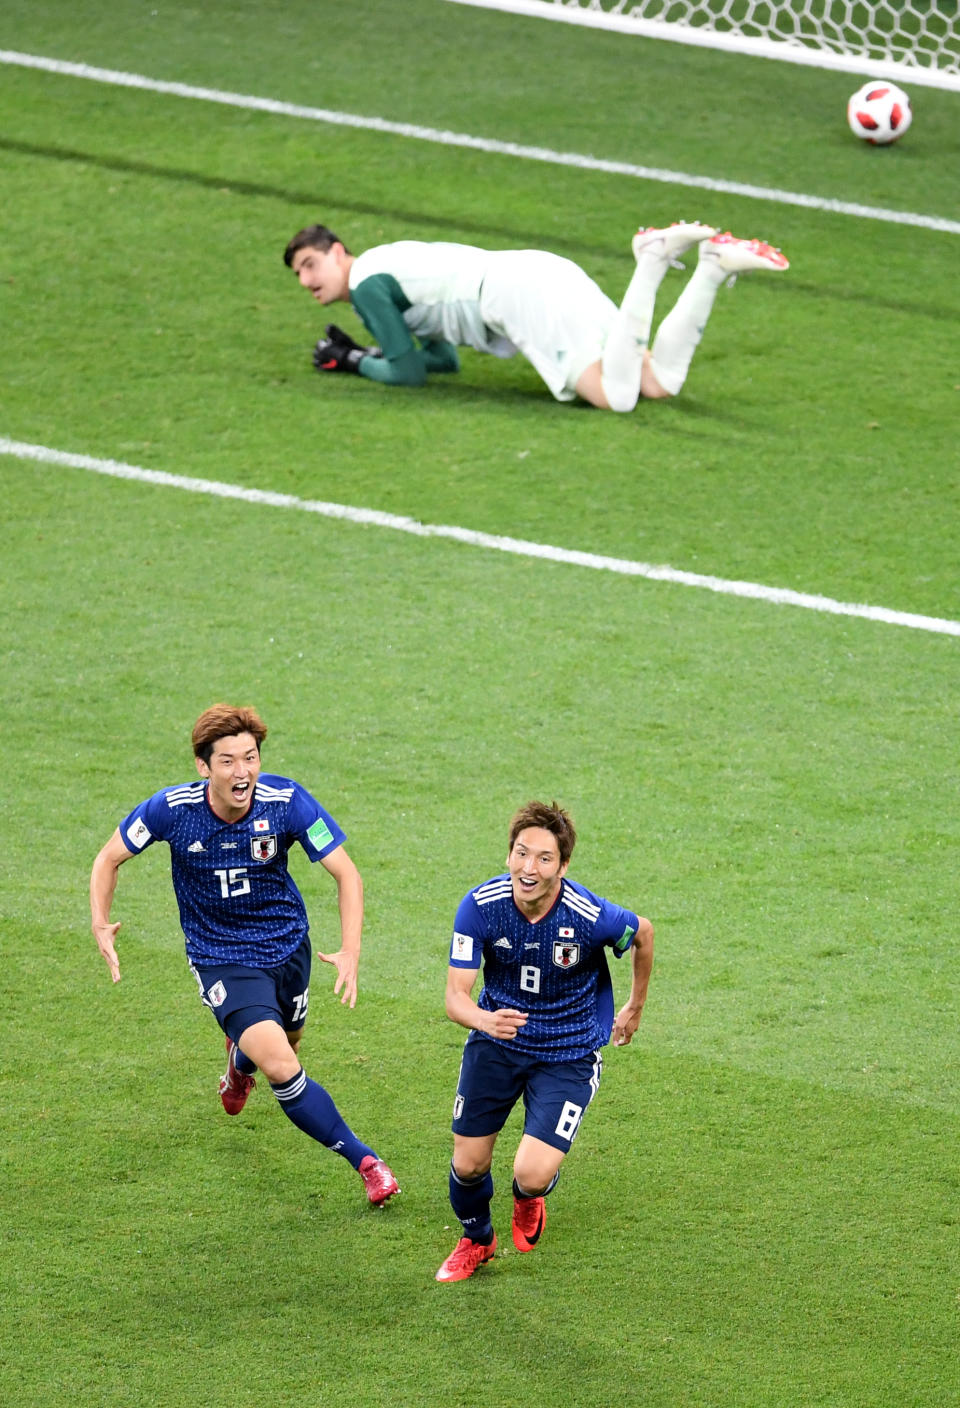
left=284, top=221, right=788, bottom=411
left=435, top=800, right=653, bottom=1282
left=89, top=703, right=399, bottom=1207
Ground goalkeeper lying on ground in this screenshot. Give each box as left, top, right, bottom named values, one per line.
left=283, top=220, right=788, bottom=412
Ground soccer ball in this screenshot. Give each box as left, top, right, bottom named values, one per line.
left=847, top=81, right=912, bottom=145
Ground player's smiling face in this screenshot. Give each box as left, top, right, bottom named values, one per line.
left=196, top=731, right=262, bottom=822
left=291, top=244, right=350, bottom=304
left=508, top=826, right=569, bottom=919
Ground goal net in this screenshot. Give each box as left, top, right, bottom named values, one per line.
left=444, top=0, right=960, bottom=91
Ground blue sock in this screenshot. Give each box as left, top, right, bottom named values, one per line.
left=271, top=1068, right=376, bottom=1170
left=450, top=1162, right=494, bottom=1244
left=513, top=1170, right=560, bottom=1199
left=233, top=1046, right=257, bottom=1077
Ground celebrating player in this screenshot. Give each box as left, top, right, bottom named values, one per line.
left=284, top=220, right=788, bottom=411
left=89, top=704, right=399, bottom=1207
left=435, top=801, right=654, bottom=1282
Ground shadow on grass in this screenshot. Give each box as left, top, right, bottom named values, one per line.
left=5, top=135, right=955, bottom=323
left=1, top=134, right=622, bottom=264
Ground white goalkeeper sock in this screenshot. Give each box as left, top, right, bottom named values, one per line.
left=600, top=250, right=674, bottom=413
left=648, top=258, right=727, bottom=397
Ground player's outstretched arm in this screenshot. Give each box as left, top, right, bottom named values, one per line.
left=89, top=829, right=135, bottom=983
left=316, top=845, right=364, bottom=1008
left=348, top=278, right=435, bottom=386
left=612, top=916, right=654, bottom=1047
left=444, top=964, right=528, bottom=1040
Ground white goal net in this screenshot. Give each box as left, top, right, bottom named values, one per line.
left=445, top=0, right=960, bottom=90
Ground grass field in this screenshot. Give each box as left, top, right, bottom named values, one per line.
left=1, top=2, right=959, bottom=1405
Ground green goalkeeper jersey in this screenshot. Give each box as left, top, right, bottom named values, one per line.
left=348, top=240, right=517, bottom=385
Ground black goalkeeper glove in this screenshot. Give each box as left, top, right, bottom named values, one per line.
left=312, top=324, right=379, bottom=374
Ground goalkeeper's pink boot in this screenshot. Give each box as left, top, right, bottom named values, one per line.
left=700, top=232, right=790, bottom=273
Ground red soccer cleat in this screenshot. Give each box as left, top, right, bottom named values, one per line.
left=512, top=1195, right=548, bottom=1252
left=358, top=1155, right=400, bottom=1206
left=218, top=1037, right=256, bottom=1116
left=435, top=1234, right=497, bottom=1282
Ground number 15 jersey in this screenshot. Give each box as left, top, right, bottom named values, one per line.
left=118, top=774, right=345, bottom=967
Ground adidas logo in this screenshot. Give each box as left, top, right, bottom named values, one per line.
left=187, top=841, right=206, bottom=853
left=494, top=937, right=512, bottom=949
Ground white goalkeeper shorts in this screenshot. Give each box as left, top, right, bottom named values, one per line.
left=479, top=250, right=617, bottom=402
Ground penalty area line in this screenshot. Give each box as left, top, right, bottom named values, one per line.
left=2, top=434, right=958, bottom=638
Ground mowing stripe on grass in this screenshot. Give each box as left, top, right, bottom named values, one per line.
left=1, top=49, right=957, bottom=235
left=3, top=435, right=958, bottom=637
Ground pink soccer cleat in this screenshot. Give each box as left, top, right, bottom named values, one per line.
left=699, top=232, right=790, bottom=274
left=358, top=1155, right=400, bottom=1206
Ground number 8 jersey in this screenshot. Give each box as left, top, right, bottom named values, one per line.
left=118, top=775, right=345, bottom=966
left=449, top=876, right=639, bottom=1061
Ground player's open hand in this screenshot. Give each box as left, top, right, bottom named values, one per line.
left=94, top=921, right=122, bottom=983
left=317, top=948, right=359, bottom=1008
left=484, top=1007, right=528, bottom=1040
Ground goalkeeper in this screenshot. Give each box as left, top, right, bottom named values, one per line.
left=283, top=220, right=788, bottom=412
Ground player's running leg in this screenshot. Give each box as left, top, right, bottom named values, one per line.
left=436, top=1166, right=497, bottom=1281
left=271, top=1067, right=398, bottom=1202
left=511, top=1134, right=564, bottom=1252
left=239, top=1019, right=399, bottom=1203
left=436, top=1135, right=498, bottom=1282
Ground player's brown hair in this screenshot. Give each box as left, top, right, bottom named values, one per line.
left=283, top=223, right=350, bottom=267
left=192, top=704, right=268, bottom=763
left=508, top=800, right=577, bottom=866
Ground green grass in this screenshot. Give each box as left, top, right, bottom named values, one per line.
left=1, top=3, right=959, bottom=1405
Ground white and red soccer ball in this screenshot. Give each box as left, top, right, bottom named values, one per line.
left=847, top=81, right=913, bottom=145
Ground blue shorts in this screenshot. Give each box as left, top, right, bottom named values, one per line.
left=190, top=937, right=311, bottom=1044
left=451, top=1033, right=603, bottom=1152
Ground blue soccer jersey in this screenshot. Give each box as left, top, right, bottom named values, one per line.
left=118, top=774, right=346, bottom=966
left=449, top=876, right=639, bottom=1061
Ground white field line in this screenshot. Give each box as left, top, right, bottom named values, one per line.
left=1, top=49, right=958, bottom=235
left=3, top=436, right=958, bottom=638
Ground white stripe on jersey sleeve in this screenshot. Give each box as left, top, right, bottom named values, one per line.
left=165, top=782, right=206, bottom=807
left=561, top=882, right=601, bottom=922
left=255, top=782, right=295, bottom=802
left=472, top=877, right=513, bottom=905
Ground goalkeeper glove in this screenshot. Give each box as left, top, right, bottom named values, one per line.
left=312, top=324, right=379, bottom=374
